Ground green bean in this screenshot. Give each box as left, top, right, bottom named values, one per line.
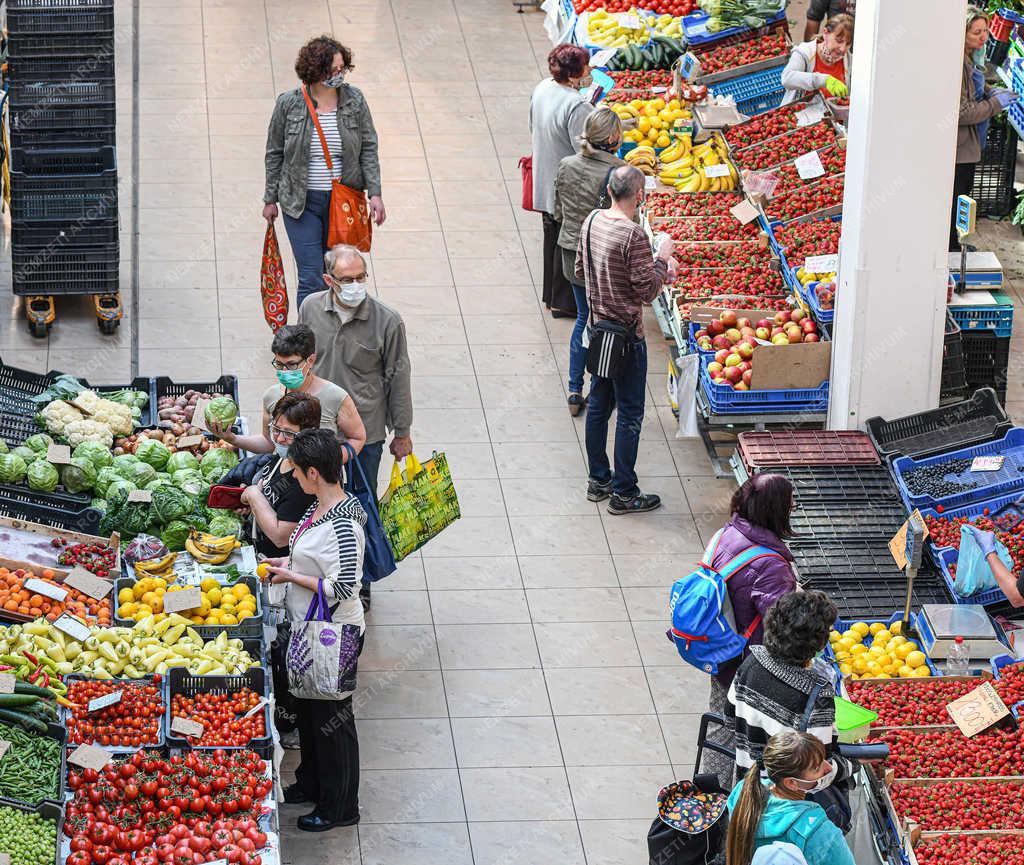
left=0, top=721, right=60, bottom=804
left=0, top=804, right=57, bottom=865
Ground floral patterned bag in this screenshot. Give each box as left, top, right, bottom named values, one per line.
left=260, top=223, right=288, bottom=332
left=286, top=579, right=362, bottom=701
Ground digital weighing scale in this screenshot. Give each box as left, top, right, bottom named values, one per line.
left=916, top=604, right=1008, bottom=659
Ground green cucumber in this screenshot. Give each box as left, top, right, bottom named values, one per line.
left=0, top=694, right=39, bottom=708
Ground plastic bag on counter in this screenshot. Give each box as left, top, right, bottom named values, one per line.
left=955, top=524, right=1009, bottom=597
left=123, top=534, right=169, bottom=565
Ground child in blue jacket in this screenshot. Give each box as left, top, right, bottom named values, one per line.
left=726, top=731, right=856, bottom=865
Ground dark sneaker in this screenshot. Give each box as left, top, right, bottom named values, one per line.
left=607, top=492, right=662, bottom=515
left=587, top=480, right=613, bottom=502
left=568, top=393, right=587, bottom=417
left=360, top=583, right=371, bottom=612
left=284, top=784, right=309, bottom=804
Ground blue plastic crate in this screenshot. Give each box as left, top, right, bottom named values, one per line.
left=699, top=354, right=829, bottom=414
left=795, top=273, right=835, bottom=325
left=919, top=489, right=1024, bottom=555
left=892, top=426, right=1024, bottom=512
left=737, top=89, right=785, bottom=117
left=1009, top=100, right=1024, bottom=138
left=682, top=8, right=787, bottom=46
left=936, top=545, right=1009, bottom=606
left=991, top=652, right=1024, bottom=678
left=708, top=65, right=784, bottom=103
left=1012, top=57, right=1024, bottom=96
left=688, top=321, right=714, bottom=356
left=948, top=302, right=1014, bottom=338
left=766, top=214, right=843, bottom=261
left=826, top=611, right=942, bottom=677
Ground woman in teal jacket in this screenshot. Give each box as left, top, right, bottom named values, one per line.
left=726, top=731, right=856, bottom=865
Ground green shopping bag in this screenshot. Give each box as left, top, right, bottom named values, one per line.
left=379, top=451, right=461, bottom=560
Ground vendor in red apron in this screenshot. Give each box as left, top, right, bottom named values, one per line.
left=781, top=14, right=854, bottom=105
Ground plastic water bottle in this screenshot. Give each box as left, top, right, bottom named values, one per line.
left=947, top=635, right=970, bottom=676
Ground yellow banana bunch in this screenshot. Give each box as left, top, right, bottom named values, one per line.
left=185, top=531, right=241, bottom=565
left=657, top=134, right=691, bottom=164
left=625, top=144, right=658, bottom=176
left=134, top=552, right=178, bottom=578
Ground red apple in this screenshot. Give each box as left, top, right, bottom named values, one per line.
left=724, top=353, right=742, bottom=368
left=790, top=308, right=805, bottom=323
left=742, top=370, right=753, bottom=386
left=756, top=319, right=772, bottom=330
left=714, top=349, right=730, bottom=365
left=707, top=320, right=725, bottom=336
left=720, top=310, right=738, bottom=328
left=737, top=342, right=754, bottom=360
left=734, top=381, right=749, bottom=391
left=787, top=331, right=802, bottom=344
left=725, top=328, right=742, bottom=343
left=774, top=311, right=789, bottom=326
left=771, top=326, right=784, bottom=337
left=771, top=334, right=789, bottom=345
left=736, top=317, right=752, bottom=330
left=755, top=327, right=771, bottom=340
left=695, top=328, right=707, bottom=340
left=740, top=327, right=756, bottom=340
left=707, top=361, right=724, bottom=375
left=738, top=361, right=752, bottom=373
left=698, top=338, right=713, bottom=350
left=724, top=366, right=742, bottom=384
left=712, top=334, right=731, bottom=350
left=803, top=333, right=820, bottom=342
left=801, top=319, right=817, bottom=333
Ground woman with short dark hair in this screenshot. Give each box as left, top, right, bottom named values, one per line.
left=530, top=43, right=594, bottom=319
left=700, top=473, right=798, bottom=787
left=264, top=427, right=367, bottom=832
left=263, top=35, right=385, bottom=308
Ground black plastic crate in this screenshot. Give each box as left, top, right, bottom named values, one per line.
left=11, top=145, right=115, bottom=175
left=962, top=331, right=1010, bottom=404
left=7, top=0, right=114, bottom=34
left=0, top=721, right=67, bottom=808
left=7, top=31, right=115, bottom=58
left=13, top=244, right=119, bottom=296
left=0, top=359, right=64, bottom=417
left=10, top=126, right=116, bottom=149
left=10, top=103, right=116, bottom=134
left=0, top=798, right=63, bottom=865
left=940, top=310, right=968, bottom=404
left=165, top=667, right=272, bottom=758
left=0, top=497, right=102, bottom=534
left=865, top=387, right=1012, bottom=461
left=7, top=51, right=115, bottom=81
left=791, top=539, right=912, bottom=582
left=12, top=216, right=119, bottom=249
left=7, top=79, right=115, bottom=109
left=972, top=117, right=1019, bottom=219
left=0, top=482, right=91, bottom=512
left=753, top=465, right=902, bottom=502
left=789, top=499, right=908, bottom=541
left=154, top=375, right=240, bottom=405
left=93, top=378, right=156, bottom=428
left=10, top=171, right=118, bottom=222
left=802, top=573, right=953, bottom=621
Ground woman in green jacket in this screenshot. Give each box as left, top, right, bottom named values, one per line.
left=264, top=36, right=385, bottom=309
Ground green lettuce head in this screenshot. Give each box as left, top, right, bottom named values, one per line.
left=73, top=440, right=113, bottom=471
left=12, top=446, right=37, bottom=466
left=60, top=457, right=97, bottom=494
left=151, top=486, right=195, bottom=525
left=0, top=453, right=27, bottom=484
left=160, top=519, right=193, bottom=552
left=24, top=433, right=53, bottom=455
left=134, top=438, right=171, bottom=471
left=26, top=460, right=59, bottom=492
left=199, top=448, right=239, bottom=483
left=207, top=511, right=243, bottom=538
left=205, top=397, right=238, bottom=427
left=166, top=451, right=200, bottom=474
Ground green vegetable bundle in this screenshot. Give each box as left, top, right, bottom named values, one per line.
left=0, top=720, right=61, bottom=804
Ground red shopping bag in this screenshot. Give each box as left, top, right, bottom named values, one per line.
left=261, top=223, right=289, bottom=331
left=519, top=155, right=536, bottom=212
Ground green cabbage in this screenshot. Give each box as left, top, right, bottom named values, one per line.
left=151, top=486, right=195, bottom=525
left=72, top=440, right=112, bottom=471
left=199, top=448, right=239, bottom=483
left=12, top=446, right=37, bottom=465
left=205, top=397, right=238, bottom=426
left=207, top=511, right=243, bottom=538
left=113, top=454, right=140, bottom=480
left=166, top=451, right=200, bottom=474
left=160, top=519, right=193, bottom=552
left=89, top=497, right=107, bottom=513
left=144, top=477, right=175, bottom=491
left=0, top=453, right=27, bottom=484
left=105, top=479, right=137, bottom=501
left=134, top=438, right=171, bottom=471
left=0, top=440, right=8, bottom=454
left=24, top=433, right=53, bottom=454
left=26, top=460, right=59, bottom=492
left=127, top=461, right=157, bottom=488
left=93, top=466, right=120, bottom=498
left=60, top=457, right=97, bottom=494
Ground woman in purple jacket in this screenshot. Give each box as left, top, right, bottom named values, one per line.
left=702, top=473, right=799, bottom=787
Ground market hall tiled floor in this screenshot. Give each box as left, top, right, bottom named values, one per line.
left=2, top=0, right=1023, bottom=862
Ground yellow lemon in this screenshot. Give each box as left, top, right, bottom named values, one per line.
left=910, top=666, right=931, bottom=678
left=118, top=588, right=135, bottom=604
left=204, top=613, right=221, bottom=625
left=842, top=630, right=859, bottom=642
left=872, top=630, right=891, bottom=646
left=118, top=602, right=137, bottom=618
left=207, top=587, right=222, bottom=607
left=851, top=622, right=870, bottom=637
left=894, top=643, right=915, bottom=660
left=838, top=662, right=853, bottom=676
left=637, top=117, right=651, bottom=133
left=190, top=615, right=205, bottom=625
left=199, top=599, right=212, bottom=616
left=652, top=97, right=665, bottom=110
left=865, top=661, right=883, bottom=677
left=133, top=611, right=149, bottom=622
left=906, top=651, right=927, bottom=669
left=656, top=134, right=671, bottom=148
left=835, top=650, right=850, bottom=661
left=200, top=577, right=219, bottom=592
left=829, top=630, right=842, bottom=644
left=868, top=622, right=886, bottom=635
left=154, top=612, right=167, bottom=622
left=875, top=673, right=892, bottom=678
left=835, top=638, right=855, bottom=653
left=220, top=614, right=238, bottom=625
left=141, top=591, right=159, bottom=609
left=898, top=665, right=915, bottom=678
left=852, top=656, right=869, bottom=674
left=889, top=635, right=907, bottom=649
left=646, top=128, right=660, bottom=143
left=256, top=562, right=272, bottom=580
left=850, top=643, right=868, bottom=655
left=890, top=621, right=903, bottom=635
left=231, top=583, right=250, bottom=599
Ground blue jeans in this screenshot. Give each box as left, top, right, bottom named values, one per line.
left=585, top=340, right=647, bottom=498
left=568, top=282, right=589, bottom=395
left=282, top=189, right=332, bottom=311
left=346, top=439, right=385, bottom=588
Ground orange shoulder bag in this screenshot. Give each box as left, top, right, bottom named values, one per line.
left=301, top=86, right=372, bottom=252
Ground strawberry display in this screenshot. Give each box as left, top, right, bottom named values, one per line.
left=765, top=175, right=845, bottom=222
left=673, top=242, right=772, bottom=267
left=724, top=102, right=805, bottom=149
left=608, top=70, right=674, bottom=88
left=733, top=121, right=838, bottom=171
left=762, top=145, right=846, bottom=199
left=845, top=678, right=985, bottom=727
left=874, top=724, right=1024, bottom=778
left=674, top=266, right=785, bottom=299
left=655, top=216, right=762, bottom=241
left=644, top=191, right=744, bottom=217
left=891, top=779, right=1024, bottom=831
left=771, top=220, right=842, bottom=259
left=605, top=88, right=663, bottom=103
left=924, top=514, right=1024, bottom=577
left=573, top=0, right=696, bottom=13
left=915, top=833, right=1024, bottom=865
left=677, top=297, right=793, bottom=320
left=694, top=31, right=788, bottom=75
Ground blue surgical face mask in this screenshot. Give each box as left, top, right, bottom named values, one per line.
left=324, top=71, right=346, bottom=87
left=275, top=442, right=290, bottom=459
left=276, top=368, right=305, bottom=389
left=972, top=46, right=986, bottom=67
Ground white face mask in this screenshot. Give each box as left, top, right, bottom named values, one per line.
left=790, top=761, right=838, bottom=795
left=334, top=283, right=367, bottom=307
left=323, top=71, right=346, bottom=87
left=274, top=442, right=290, bottom=459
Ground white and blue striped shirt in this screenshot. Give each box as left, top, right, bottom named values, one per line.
left=308, top=111, right=343, bottom=191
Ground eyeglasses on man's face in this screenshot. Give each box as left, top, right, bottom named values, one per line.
left=269, top=422, right=299, bottom=442
left=325, top=272, right=368, bottom=286
left=271, top=356, right=309, bottom=371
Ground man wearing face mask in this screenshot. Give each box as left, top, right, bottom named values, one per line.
left=264, top=36, right=385, bottom=309
left=727, top=591, right=859, bottom=830
left=299, top=244, right=413, bottom=611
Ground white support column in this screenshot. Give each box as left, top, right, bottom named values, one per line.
left=827, top=0, right=966, bottom=430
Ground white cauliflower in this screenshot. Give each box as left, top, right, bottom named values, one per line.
left=72, top=390, right=133, bottom=436
left=41, top=399, right=82, bottom=436
left=64, top=419, right=114, bottom=448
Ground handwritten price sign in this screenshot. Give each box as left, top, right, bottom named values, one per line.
left=946, top=681, right=1011, bottom=737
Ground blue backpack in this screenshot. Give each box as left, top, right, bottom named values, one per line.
left=668, top=528, right=783, bottom=674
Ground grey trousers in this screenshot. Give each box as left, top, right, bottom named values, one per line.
left=700, top=677, right=737, bottom=790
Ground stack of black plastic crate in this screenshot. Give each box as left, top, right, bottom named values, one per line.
left=6, top=0, right=118, bottom=335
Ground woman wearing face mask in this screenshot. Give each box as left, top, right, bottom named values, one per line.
left=780, top=14, right=854, bottom=105
left=208, top=323, right=366, bottom=461
left=530, top=43, right=595, bottom=320
left=553, top=106, right=625, bottom=416
left=951, top=8, right=1020, bottom=251
left=263, top=35, right=385, bottom=310
left=728, top=591, right=859, bottom=831
left=726, top=731, right=856, bottom=865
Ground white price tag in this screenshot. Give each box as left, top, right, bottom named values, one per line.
left=804, top=254, right=839, bottom=274
left=53, top=613, right=91, bottom=643
left=171, top=716, right=205, bottom=738
left=589, top=47, right=617, bottom=68
left=242, top=697, right=268, bottom=719
left=191, top=397, right=212, bottom=432
left=23, top=577, right=67, bottom=602
left=163, top=587, right=202, bottom=614
left=651, top=85, right=668, bottom=93
left=730, top=200, right=760, bottom=225
left=176, top=434, right=204, bottom=449
left=64, top=567, right=113, bottom=600
left=0, top=674, right=15, bottom=695
left=794, top=150, right=825, bottom=180
left=704, top=163, right=730, bottom=178
left=127, top=489, right=153, bottom=503
left=971, top=456, right=1004, bottom=472
left=46, top=444, right=72, bottom=465
left=644, top=175, right=657, bottom=190
left=68, top=744, right=111, bottom=771
left=0, top=741, right=9, bottom=762
left=618, top=13, right=641, bottom=27
left=0, top=851, right=11, bottom=865
left=88, top=691, right=123, bottom=713
left=795, top=103, right=826, bottom=127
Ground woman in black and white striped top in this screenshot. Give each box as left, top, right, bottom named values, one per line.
left=264, top=427, right=367, bottom=833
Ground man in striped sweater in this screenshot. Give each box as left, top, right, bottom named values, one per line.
left=574, top=165, right=676, bottom=515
